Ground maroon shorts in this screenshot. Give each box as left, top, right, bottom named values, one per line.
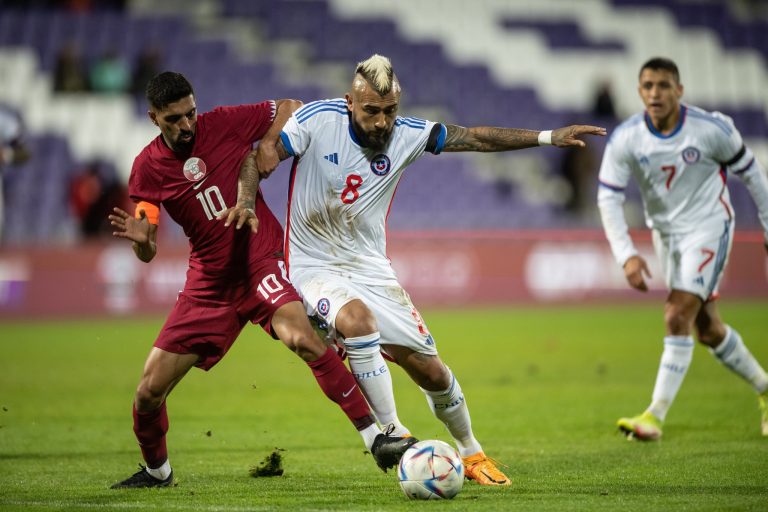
left=154, top=258, right=301, bottom=370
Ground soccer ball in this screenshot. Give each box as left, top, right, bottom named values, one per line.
left=398, top=440, right=464, bottom=500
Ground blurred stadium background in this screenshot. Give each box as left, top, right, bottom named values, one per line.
left=0, top=0, right=767, bottom=317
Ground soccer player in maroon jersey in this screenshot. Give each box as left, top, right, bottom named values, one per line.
left=108, top=72, right=416, bottom=488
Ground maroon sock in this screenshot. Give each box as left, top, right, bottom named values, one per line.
left=132, top=401, right=169, bottom=468
left=307, top=347, right=375, bottom=430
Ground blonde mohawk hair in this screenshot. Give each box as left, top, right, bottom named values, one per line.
left=355, top=54, right=395, bottom=95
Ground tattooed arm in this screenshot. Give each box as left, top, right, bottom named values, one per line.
left=216, top=142, right=290, bottom=233
left=442, top=124, right=606, bottom=152
left=216, top=100, right=300, bottom=232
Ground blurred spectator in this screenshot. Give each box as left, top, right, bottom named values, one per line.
left=53, top=43, right=89, bottom=93
left=592, top=80, right=617, bottom=121
left=131, top=47, right=162, bottom=97
left=89, top=50, right=130, bottom=94
left=0, top=105, right=30, bottom=242
left=69, top=160, right=128, bottom=238
left=559, top=139, right=597, bottom=216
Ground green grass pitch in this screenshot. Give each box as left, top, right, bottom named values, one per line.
left=1, top=302, right=767, bottom=511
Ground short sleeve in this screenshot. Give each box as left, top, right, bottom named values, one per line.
left=210, top=101, right=276, bottom=146
left=708, top=112, right=752, bottom=174
left=425, top=123, right=447, bottom=155
left=280, top=99, right=346, bottom=157
left=396, top=116, right=437, bottom=165
left=280, top=114, right=306, bottom=157
left=128, top=151, right=163, bottom=204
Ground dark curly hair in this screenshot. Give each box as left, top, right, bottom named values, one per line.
left=145, top=72, right=194, bottom=110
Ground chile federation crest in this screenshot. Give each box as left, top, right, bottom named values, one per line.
left=370, top=154, right=391, bottom=176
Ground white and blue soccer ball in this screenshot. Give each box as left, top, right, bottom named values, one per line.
left=398, top=440, right=464, bottom=500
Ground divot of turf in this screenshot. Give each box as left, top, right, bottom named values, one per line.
left=249, top=448, right=285, bottom=477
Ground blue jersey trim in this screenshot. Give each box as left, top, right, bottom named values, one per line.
left=348, top=117, right=362, bottom=146
left=395, top=119, right=426, bottom=129
left=733, top=158, right=755, bottom=175
left=644, top=105, right=686, bottom=139
left=395, top=116, right=427, bottom=129
left=295, top=99, right=346, bottom=121
left=280, top=131, right=295, bottom=156
left=434, top=124, right=447, bottom=154
left=297, top=107, right=348, bottom=124
left=598, top=180, right=625, bottom=192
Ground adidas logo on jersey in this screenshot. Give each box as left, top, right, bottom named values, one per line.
left=323, top=153, right=339, bottom=165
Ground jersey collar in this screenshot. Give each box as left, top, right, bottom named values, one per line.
left=347, top=112, right=362, bottom=147
left=644, top=104, right=686, bottom=139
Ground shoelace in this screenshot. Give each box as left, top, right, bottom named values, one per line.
left=467, top=454, right=509, bottom=473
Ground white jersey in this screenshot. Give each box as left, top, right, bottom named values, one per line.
left=280, top=98, right=446, bottom=285
left=598, top=104, right=768, bottom=265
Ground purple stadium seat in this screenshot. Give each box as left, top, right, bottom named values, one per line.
left=500, top=19, right=625, bottom=51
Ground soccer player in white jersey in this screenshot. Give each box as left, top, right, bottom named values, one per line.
left=221, top=54, right=605, bottom=484
left=598, top=57, right=768, bottom=441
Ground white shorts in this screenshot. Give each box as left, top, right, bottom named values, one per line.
left=292, top=270, right=438, bottom=356
left=652, top=219, right=733, bottom=301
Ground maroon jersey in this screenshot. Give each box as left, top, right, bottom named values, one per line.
left=129, top=102, right=283, bottom=298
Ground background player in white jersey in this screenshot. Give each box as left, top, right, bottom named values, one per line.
left=221, top=54, right=605, bottom=485
left=598, top=57, right=768, bottom=441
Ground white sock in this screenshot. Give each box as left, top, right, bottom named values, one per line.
left=344, top=333, right=410, bottom=436
left=146, top=459, right=172, bottom=480
left=648, top=335, right=694, bottom=421
left=359, top=423, right=381, bottom=451
left=423, top=369, right=482, bottom=457
left=710, top=325, right=768, bottom=394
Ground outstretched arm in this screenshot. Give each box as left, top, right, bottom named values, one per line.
left=441, top=124, right=606, bottom=152
left=109, top=206, right=158, bottom=262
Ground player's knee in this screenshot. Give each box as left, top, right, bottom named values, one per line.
left=421, top=366, right=451, bottom=391
left=664, top=307, right=694, bottom=335
left=282, top=328, right=326, bottom=362
left=135, top=381, right=167, bottom=411
left=337, top=301, right=378, bottom=338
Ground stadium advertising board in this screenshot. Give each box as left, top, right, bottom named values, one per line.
left=0, top=231, right=765, bottom=317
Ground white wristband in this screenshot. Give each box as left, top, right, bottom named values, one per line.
left=537, top=130, right=552, bottom=146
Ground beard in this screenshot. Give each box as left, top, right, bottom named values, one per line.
left=351, top=118, right=392, bottom=152
left=171, top=131, right=195, bottom=153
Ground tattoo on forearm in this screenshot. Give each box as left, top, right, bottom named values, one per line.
left=443, top=124, right=539, bottom=152
left=443, top=125, right=474, bottom=151
left=237, top=152, right=260, bottom=207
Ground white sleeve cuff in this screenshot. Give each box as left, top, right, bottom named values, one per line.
left=597, top=186, right=638, bottom=267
